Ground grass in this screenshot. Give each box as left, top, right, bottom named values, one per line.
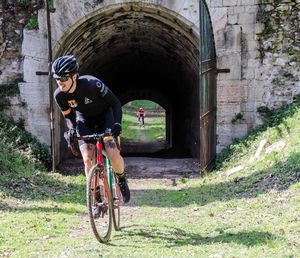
left=0, top=98, right=300, bottom=256
left=122, top=104, right=165, bottom=142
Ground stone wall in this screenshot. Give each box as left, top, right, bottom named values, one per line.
left=257, top=0, right=300, bottom=109
left=209, top=0, right=300, bottom=151
left=0, top=0, right=42, bottom=120
left=209, top=0, right=263, bottom=150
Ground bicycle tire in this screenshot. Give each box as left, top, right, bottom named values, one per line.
left=111, top=171, right=121, bottom=231
left=87, top=165, right=112, bottom=243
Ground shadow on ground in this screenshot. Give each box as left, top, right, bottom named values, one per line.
left=114, top=225, right=277, bottom=247
left=126, top=152, right=300, bottom=208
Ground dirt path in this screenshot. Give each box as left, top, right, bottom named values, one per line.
left=60, top=157, right=200, bottom=179
left=136, top=124, right=147, bottom=141
left=65, top=156, right=201, bottom=247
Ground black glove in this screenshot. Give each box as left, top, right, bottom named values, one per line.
left=64, top=129, right=79, bottom=156
left=64, top=129, right=76, bottom=148
left=111, top=123, right=121, bottom=137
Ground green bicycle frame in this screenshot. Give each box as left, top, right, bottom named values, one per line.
left=105, top=157, right=113, bottom=191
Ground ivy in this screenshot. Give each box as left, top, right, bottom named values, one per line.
left=0, top=84, right=20, bottom=97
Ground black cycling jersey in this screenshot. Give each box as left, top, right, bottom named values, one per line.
left=54, top=75, right=122, bottom=134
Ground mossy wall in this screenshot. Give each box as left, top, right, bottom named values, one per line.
left=257, top=0, right=300, bottom=108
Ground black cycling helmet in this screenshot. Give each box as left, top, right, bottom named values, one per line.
left=52, top=55, right=79, bottom=77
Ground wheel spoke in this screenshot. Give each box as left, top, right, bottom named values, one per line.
left=87, top=165, right=112, bottom=243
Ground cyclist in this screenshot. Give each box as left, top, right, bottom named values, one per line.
left=52, top=55, right=130, bottom=209
left=136, top=107, right=145, bottom=127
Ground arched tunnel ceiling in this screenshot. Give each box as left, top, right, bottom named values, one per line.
left=55, top=3, right=201, bottom=158
left=55, top=3, right=199, bottom=104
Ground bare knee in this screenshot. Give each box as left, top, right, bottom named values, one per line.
left=104, top=139, right=117, bottom=156
left=79, top=143, right=95, bottom=173
left=105, top=140, right=124, bottom=173
left=106, top=146, right=121, bottom=163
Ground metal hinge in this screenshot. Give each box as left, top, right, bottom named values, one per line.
left=36, top=71, right=49, bottom=75
left=215, top=68, right=230, bottom=74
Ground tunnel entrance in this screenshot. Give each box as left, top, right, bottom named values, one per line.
left=53, top=2, right=216, bottom=167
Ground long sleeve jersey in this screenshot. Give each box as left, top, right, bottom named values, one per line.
left=54, top=75, right=122, bottom=129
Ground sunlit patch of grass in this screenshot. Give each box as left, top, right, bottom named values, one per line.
left=1, top=97, right=300, bottom=256
left=122, top=107, right=165, bottom=141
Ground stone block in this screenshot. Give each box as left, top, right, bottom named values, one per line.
left=242, top=68, right=255, bottom=80
left=248, top=58, right=260, bottom=67
left=210, top=7, right=228, bottom=32
left=217, top=123, right=248, bottom=149
left=217, top=103, right=242, bottom=123
left=231, top=6, right=246, bottom=14
left=215, top=24, right=242, bottom=52
left=19, top=82, right=50, bottom=104
left=245, top=5, right=257, bottom=13
left=223, top=0, right=239, bottom=7
left=22, top=30, right=48, bottom=60
left=239, top=0, right=257, bottom=5
left=210, top=0, right=223, bottom=7
left=238, top=12, right=256, bottom=24
left=217, top=80, right=248, bottom=103
left=217, top=52, right=242, bottom=80
left=228, top=14, right=238, bottom=24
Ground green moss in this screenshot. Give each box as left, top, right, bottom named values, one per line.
left=0, top=84, right=20, bottom=111
left=25, top=15, right=38, bottom=30
left=48, top=0, right=54, bottom=9
left=0, top=84, right=20, bottom=97
left=231, top=113, right=245, bottom=124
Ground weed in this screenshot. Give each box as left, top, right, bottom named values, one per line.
left=25, top=16, right=38, bottom=30
left=0, top=113, right=51, bottom=169
left=231, top=113, right=245, bottom=124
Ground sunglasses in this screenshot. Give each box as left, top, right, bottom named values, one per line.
left=53, top=75, right=70, bottom=82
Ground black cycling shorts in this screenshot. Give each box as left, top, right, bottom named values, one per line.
left=76, top=108, right=114, bottom=146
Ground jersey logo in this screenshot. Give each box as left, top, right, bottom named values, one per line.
left=85, top=97, right=93, bottom=104
left=68, top=99, right=77, bottom=108
left=96, top=81, right=108, bottom=96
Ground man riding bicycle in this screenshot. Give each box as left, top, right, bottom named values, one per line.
left=52, top=55, right=130, bottom=209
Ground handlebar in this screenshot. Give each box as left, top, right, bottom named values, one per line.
left=74, top=132, right=112, bottom=141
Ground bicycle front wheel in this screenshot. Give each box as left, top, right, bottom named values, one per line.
left=87, top=165, right=112, bottom=243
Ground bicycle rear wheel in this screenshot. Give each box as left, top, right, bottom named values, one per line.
left=87, top=165, right=112, bottom=243
left=111, top=172, right=121, bottom=231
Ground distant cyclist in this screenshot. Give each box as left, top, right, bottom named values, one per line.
left=52, top=55, right=130, bottom=209
left=136, top=107, right=145, bottom=127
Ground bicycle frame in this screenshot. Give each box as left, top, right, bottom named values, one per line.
left=94, top=137, right=113, bottom=207
left=76, top=133, right=112, bottom=178
left=75, top=132, right=121, bottom=242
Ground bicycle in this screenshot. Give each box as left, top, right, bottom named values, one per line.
left=75, top=132, right=122, bottom=243
left=137, top=115, right=145, bottom=128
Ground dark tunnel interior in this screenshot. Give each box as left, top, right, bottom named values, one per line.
left=56, top=3, right=200, bottom=159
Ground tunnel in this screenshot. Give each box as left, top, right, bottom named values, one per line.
left=54, top=3, right=200, bottom=159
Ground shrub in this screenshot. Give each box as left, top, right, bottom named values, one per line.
left=0, top=113, right=51, bottom=169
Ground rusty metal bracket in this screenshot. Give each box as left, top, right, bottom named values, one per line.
left=36, top=71, right=49, bottom=75
left=215, top=68, right=230, bottom=74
